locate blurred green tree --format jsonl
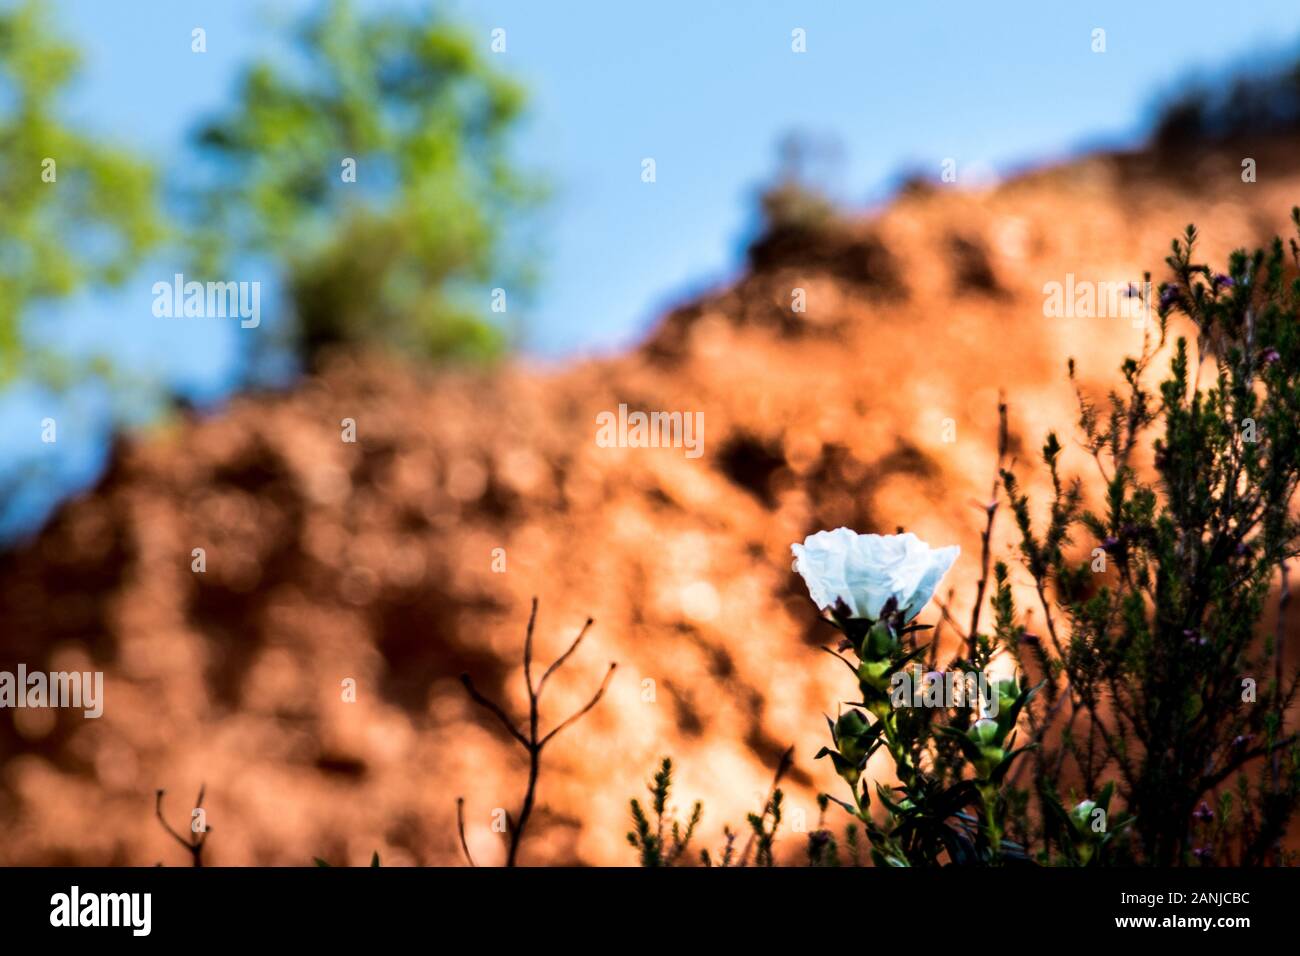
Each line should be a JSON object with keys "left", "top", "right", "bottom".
{"left": 193, "top": 0, "right": 540, "bottom": 367}
{"left": 0, "top": 0, "right": 164, "bottom": 385}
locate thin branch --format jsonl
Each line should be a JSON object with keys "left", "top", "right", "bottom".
{"left": 929, "top": 607, "right": 946, "bottom": 671}
{"left": 155, "top": 785, "right": 209, "bottom": 867}
{"left": 968, "top": 395, "right": 1008, "bottom": 650}
{"left": 522, "top": 596, "right": 539, "bottom": 696}
{"left": 539, "top": 662, "right": 618, "bottom": 748}
{"left": 154, "top": 790, "right": 188, "bottom": 847}
{"left": 459, "top": 673, "right": 529, "bottom": 749}
{"left": 1274, "top": 562, "right": 1290, "bottom": 789}
{"left": 458, "top": 597, "right": 616, "bottom": 867}
{"left": 456, "top": 797, "right": 477, "bottom": 867}
{"left": 538, "top": 617, "right": 594, "bottom": 693}
{"left": 936, "top": 597, "right": 969, "bottom": 647}
{"left": 1009, "top": 689, "right": 1072, "bottom": 789}
{"left": 1201, "top": 735, "right": 1299, "bottom": 792}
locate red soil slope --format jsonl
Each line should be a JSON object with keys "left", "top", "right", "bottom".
{"left": 1, "top": 139, "right": 1297, "bottom": 865}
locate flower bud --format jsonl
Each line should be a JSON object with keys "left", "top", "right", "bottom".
{"left": 835, "top": 708, "right": 869, "bottom": 740}
{"left": 1070, "top": 799, "right": 1097, "bottom": 831}
{"left": 995, "top": 677, "right": 1019, "bottom": 714}
{"left": 969, "top": 717, "right": 1005, "bottom": 773}
{"left": 864, "top": 620, "right": 896, "bottom": 662}
{"left": 856, "top": 656, "right": 894, "bottom": 697}
{"left": 970, "top": 718, "right": 1000, "bottom": 746}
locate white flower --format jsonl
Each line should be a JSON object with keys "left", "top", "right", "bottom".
{"left": 791, "top": 528, "right": 960, "bottom": 622}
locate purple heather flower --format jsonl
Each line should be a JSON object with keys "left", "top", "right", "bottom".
{"left": 1193, "top": 800, "right": 1214, "bottom": 823}
{"left": 1159, "top": 286, "right": 1183, "bottom": 310}
{"left": 1263, "top": 348, "right": 1280, "bottom": 365}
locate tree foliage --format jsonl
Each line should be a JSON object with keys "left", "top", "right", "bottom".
{"left": 193, "top": 0, "right": 539, "bottom": 366}
{"left": 0, "top": 0, "right": 164, "bottom": 384}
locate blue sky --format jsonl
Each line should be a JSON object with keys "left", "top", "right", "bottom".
{"left": 4, "top": 0, "right": 1300, "bottom": 537}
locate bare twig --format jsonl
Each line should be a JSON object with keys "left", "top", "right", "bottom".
{"left": 539, "top": 663, "right": 617, "bottom": 748}
{"left": 968, "top": 395, "right": 1008, "bottom": 653}
{"left": 522, "top": 596, "right": 539, "bottom": 694}
{"left": 1009, "top": 689, "right": 1073, "bottom": 790}
{"left": 155, "top": 785, "right": 210, "bottom": 867}
{"left": 458, "top": 674, "right": 529, "bottom": 748}
{"left": 455, "top": 797, "right": 477, "bottom": 867}
{"left": 1275, "top": 562, "right": 1290, "bottom": 784}
{"left": 539, "top": 617, "right": 594, "bottom": 692}
{"left": 458, "top": 597, "right": 617, "bottom": 866}
{"left": 1201, "top": 735, "right": 1299, "bottom": 792}
{"left": 936, "top": 597, "right": 969, "bottom": 647}
{"left": 1273, "top": 561, "right": 1290, "bottom": 865}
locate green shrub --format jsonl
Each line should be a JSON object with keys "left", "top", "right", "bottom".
{"left": 630, "top": 216, "right": 1300, "bottom": 867}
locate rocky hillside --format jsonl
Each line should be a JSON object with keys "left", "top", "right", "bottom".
{"left": 2, "top": 137, "right": 1298, "bottom": 865}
